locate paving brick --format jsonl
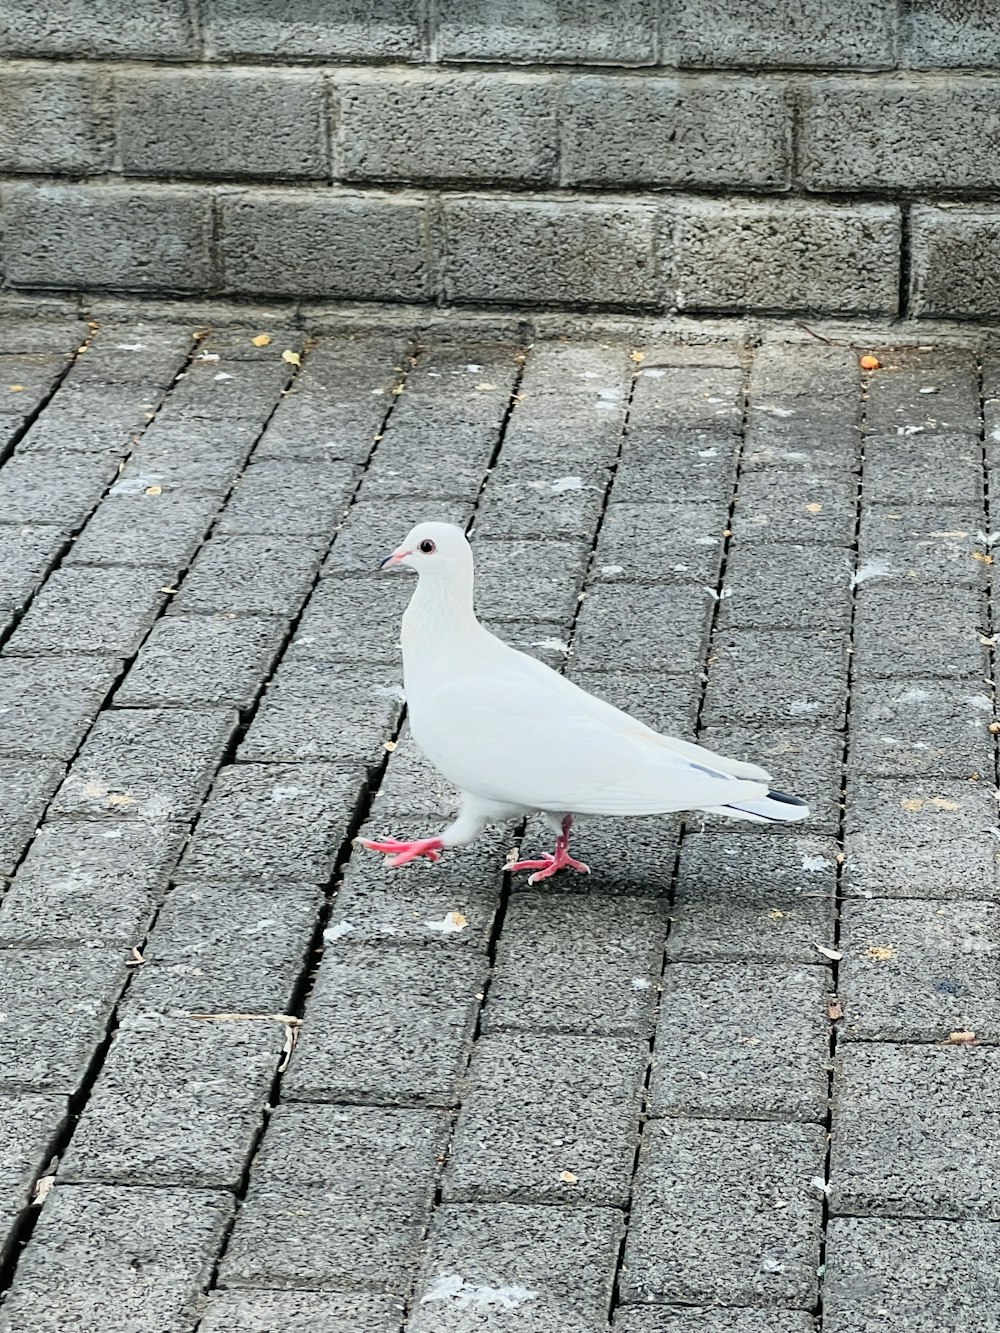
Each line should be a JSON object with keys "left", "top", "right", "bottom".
{"left": 179, "top": 762, "right": 365, "bottom": 884}
{"left": 743, "top": 422, "right": 861, "bottom": 473}
{"left": 594, "top": 501, "right": 727, "bottom": 586}
{"left": 202, "top": 0, "right": 422, "bottom": 59}
{"left": 289, "top": 575, "right": 413, "bottom": 664}
{"left": 65, "top": 492, "right": 219, "bottom": 574}
{"left": 60, "top": 1014, "right": 281, "bottom": 1188}
{"left": 0, "top": 65, "right": 111, "bottom": 175}
{"left": 857, "top": 503, "right": 984, "bottom": 587}
{"left": 443, "top": 1031, "right": 645, "bottom": 1206}
{"left": 66, "top": 328, "right": 191, "bottom": 387}
{"left": 3, "top": 565, "right": 172, "bottom": 657}
{"left": 519, "top": 812, "right": 681, "bottom": 896}
{"left": 573, "top": 583, "right": 713, "bottom": 675}
{"left": 0, "top": 320, "right": 86, "bottom": 355}
{"left": 3, "top": 183, "right": 213, "bottom": 291}
{"left": 565, "top": 668, "right": 700, "bottom": 740}
{"left": 341, "top": 70, "right": 557, "bottom": 185}
{"left": 823, "top": 1216, "right": 1000, "bottom": 1333}
{"left": 324, "top": 499, "right": 471, "bottom": 576}
{"left": 0, "top": 1093, "right": 66, "bottom": 1251}
{"left": 865, "top": 350, "right": 979, "bottom": 435}
{"left": 409, "top": 1203, "right": 624, "bottom": 1333}
{"left": 668, "top": 0, "right": 893, "bottom": 67}
{"left": 565, "top": 74, "right": 789, "bottom": 188}
{"left": 839, "top": 898, "right": 1000, "bottom": 1042}
{"left": 831, "top": 1043, "right": 1000, "bottom": 1219}
{"left": 220, "top": 190, "right": 432, "bottom": 301}
{"left": 863, "top": 437, "right": 982, "bottom": 507}
{"left": 673, "top": 201, "right": 900, "bottom": 316}
{"left": 850, "top": 677, "right": 995, "bottom": 779}
{"left": 0, "top": 524, "right": 65, "bottom": 614}
{"left": 0, "top": 0, "right": 195, "bottom": 57}
{"left": 651, "top": 963, "right": 830, "bottom": 1121}
{"left": 616, "top": 1310, "right": 816, "bottom": 1333}
{"left": 443, "top": 198, "right": 658, "bottom": 308}
{"left": 170, "top": 534, "right": 325, "bottom": 617}
{"left": 115, "top": 613, "right": 285, "bottom": 709}
{"left": 612, "top": 437, "right": 738, "bottom": 509}
{"left": 13, "top": 415, "right": 137, "bottom": 458}
{"left": 240, "top": 659, "right": 402, "bottom": 767}
{"left": 366, "top": 725, "right": 462, "bottom": 820}
{"left": 700, "top": 724, "right": 843, "bottom": 834}
{"left": 911, "top": 206, "right": 1000, "bottom": 319}
{"left": 114, "top": 419, "right": 261, "bottom": 496}
{"left": 41, "top": 381, "right": 162, "bottom": 433}
{"left": 0, "top": 657, "right": 119, "bottom": 760}
{"left": 902, "top": 0, "right": 1000, "bottom": 67}
{"left": 438, "top": 0, "right": 655, "bottom": 63}
{"left": 125, "top": 880, "right": 321, "bottom": 1016}
{"left": 217, "top": 459, "right": 358, "bottom": 537}
{"left": 285, "top": 945, "right": 487, "bottom": 1106}
{"left": 629, "top": 363, "right": 744, "bottom": 435}
{"left": 0, "top": 820, "right": 184, "bottom": 947}
{"left": 0, "top": 1186, "right": 232, "bottom": 1333}
{"left": 200, "top": 1292, "right": 405, "bottom": 1333}
{"left": 1, "top": 760, "right": 64, "bottom": 876}
{"left": 844, "top": 777, "right": 999, "bottom": 901}
{"left": 0, "top": 949, "right": 126, "bottom": 1093}
{"left": 703, "top": 629, "right": 848, "bottom": 727}
{"left": 195, "top": 328, "right": 308, "bottom": 363}
{"left": 51, "top": 706, "right": 236, "bottom": 823}
{"left": 476, "top": 459, "right": 609, "bottom": 541}
{"left": 159, "top": 356, "right": 292, "bottom": 423}
{"left": 621, "top": 1119, "right": 826, "bottom": 1307}
{"left": 0, "top": 450, "right": 119, "bottom": 528}
{"left": 853, "top": 581, "right": 985, "bottom": 680}
{"left": 669, "top": 830, "right": 839, "bottom": 965}
{"left": 118, "top": 68, "right": 326, "bottom": 180}
{"left": 0, "top": 352, "right": 70, "bottom": 417}
{"left": 719, "top": 540, "right": 852, "bottom": 630}
{"left": 222, "top": 1102, "right": 446, "bottom": 1292}
{"left": 484, "top": 893, "right": 667, "bottom": 1036}
{"left": 472, "top": 538, "right": 591, "bottom": 624}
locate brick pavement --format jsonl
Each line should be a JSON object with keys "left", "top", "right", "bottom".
{"left": 0, "top": 312, "right": 999, "bottom": 1330}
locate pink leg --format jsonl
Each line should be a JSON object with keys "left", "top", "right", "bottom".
{"left": 359, "top": 836, "right": 445, "bottom": 868}
{"left": 507, "top": 815, "right": 590, "bottom": 885}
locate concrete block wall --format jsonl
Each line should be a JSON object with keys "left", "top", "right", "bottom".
{"left": 0, "top": 1, "right": 998, "bottom": 316}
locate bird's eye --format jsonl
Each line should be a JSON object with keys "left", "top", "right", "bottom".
{"left": 418, "top": 539, "right": 436, "bottom": 554}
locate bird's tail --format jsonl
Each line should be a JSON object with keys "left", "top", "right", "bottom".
{"left": 703, "top": 789, "right": 810, "bottom": 825}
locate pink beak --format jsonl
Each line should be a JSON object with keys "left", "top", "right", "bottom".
{"left": 379, "top": 547, "right": 411, "bottom": 570}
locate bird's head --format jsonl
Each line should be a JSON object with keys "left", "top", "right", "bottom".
{"left": 379, "top": 521, "right": 474, "bottom": 580}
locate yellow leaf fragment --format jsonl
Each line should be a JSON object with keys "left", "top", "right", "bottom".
{"left": 804, "top": 502, "right": 823, "bottom": 514}
{"left": 559, "top": 1170, "right": 578, "bottom": 1184}
{"left": 973, "top": 551, "right": 994, "bottom": 565}
{"left": 900, "top": 798, "right": 924, "bottom": 812}
{"left": 32, "top": 1175, "right": 56, "bottom": 1207}
{"left": 866, "top": 946, "right": 896, "bottom": 962}
{"left": 629, "top": 350, "right": 645, "bottom": 363}
{"left": 948, "top": 1030, "right": 977, "bottom": 1044}
{"left": 145, "top": 485, "right": 162, "bottom": 496}
{"left": 930, "top": 797, "right": 959, "bottom": 811}
{"left": 106, "top": 793, "right": 136, "bottom": 808}
{"left": 251, "top": 333, "right": 272, "bottom": 347}
{"left": 281, "top": 349, "right": 301, "bottom": 366}
{"left": 476, "top": 383, "right": 497, "bottom": 391}
{"left": 444, "top": 911, "right": 468, "bottom": 931}
{"left": 384, "top": 740, "right": 397, "bottom": 752}
{"left": 828, "top": 1000, "right": 844, "bottom": 1021}
{"left": 8, "top": 384, "right": 24, "bottom": 392}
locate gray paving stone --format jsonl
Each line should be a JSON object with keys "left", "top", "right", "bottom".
{"left": 573, "top": 583, "right": 714, "bottom": 675}
{"left": 0, "top": 1093, "right": 67, "bottom": 1251}
{"left": 0, "top": 450, "right": 120, "bottom": 528}
{"left": 286, "top": 944, "right": 487, "bottom": 1106}
{"left": 195, "top": 329, "right": 307, "bottom": 362}
{"left": 216, "top": 459, "right": 358, "bottom": 537}
{"left": 443, "top": 1031, "right": 646, "bottom": 1206}
{"left": 170, "top": 534, "right": 325, "bottom": 617}
{"left": 594, "top": 501, "right": 727, "bottom": 586}
{"left": 51, "top": 706, "right": 236, "bottom": 823}
{"left": 853, "top": 580, "right": 986, "bottom": 681}
{"left": 199, "top": 1291, "right": 406, "bottom": 1333}
{"left": 565, "top": 668, "right": 700, "bottom": 740}
{"left": 831, "top": 1042, "right": 1000, "bottom": 1220}
{"left": 844, "top": 777, "right": 999, "bottom": 901}
{"left": 0, "top": 949, "right": 127, "bottom": 1093}
{"left": 718, "top": 540, "right": 853, "bottom": 630}
{"left": 669, "top": 830, "right": 839, "bottom": 965}
{"left": 0, "top": 353, "right": 70, "bottom": 417}
{"left": 700, "top": 724, "right": 843, "bottom": 834}
{"left": 0, "top": 820, "right": 185, "bottom": 947}
{"left": 839, "top": 898, "right": 1000, "bottom": 1042}
{"left": 484, "top": 893, "right": 667, "bottom": 1036}
{"left": 858, "top": 503, "right": 985, "bottom": 586}
{"left": 0, "top": 320, "right": 85, "bottom": 355}
{"left": 850, "top": 677, "right": 995, "bottom": 779}
{"left": 323, "top": 498, "right": 471, "bottom": 576}
{"left": 734, "top": 468, "right": 858, "bottom": 546}
{"left": 409, "top": 1203, "right": 624, "bottom": 1333}
{"left": 621, "top": 1119, "right": 826, "bottom": 1308}
{"left": 475, "top": 459, "right": 609, "bottom": 541}
{"left": 703, "top": 629, "right": 848, "bottom": 727}
{"left": 612, "top": 432, "right": 739, "bottom": 508}
{"left": 3, "top": 565, "right": 172, "bottom": 657}
{"left": 0, "top": 524, "right": 66, "bottom": 612}
{"left": 114, "top": 613, "right": 286, "bottom": 709}
{"left": 59, "top": 1013, "right": 281, "bottom": 1189}
{"left": 289, "top": 574, "right": 413, "bottom": 664}
{"left": 240, "top": 659, "right": 402, "bottom": 767}
{"left": 65, "top": 491, "right": 220, "bottom": 574}
{"left": 67, "top": 330, "right": 191, "bottom": 387}
{"left": 742, "top": 422, "right": 861, "bottom": 474}
{"left": 864, "top": 351, "right": 979, "bottom": 438}
{"left": 179, "top": 762, "right": 365, "bottom": 884}
{"left": 471, "top": 537, "right": 591, "bottom": 625}
{"left": 615, "top": 1311, "right": 816, "bottom": 1333}
{"left": 0, "top": 1185, "right": 233, "bottom": 1333}
{"left": 518, "top": 811, "right": 681, "bottom": 896}
{"left": 113, "top": 419, "right": 261, "bottom": 497}
{"left": 124, "top": 880, "right": 322, "bottom": 1016}
{"left": 1, "top": 759, "right": 64, "bottom": 875}
{"left": 158, "top": 356, "right": 292, "bottom": 421}
{"left": 650, "top": 963, "right": 830, "bottom": 1122}
{"left": 629, "top": 364, "right": 744, "bottom": 435}
{"left": 15, "top": 414, "right": 144, "bottom": 457}
{"left": 863, "top": 436, "right": 983, "bottom": 508}
{"left": 749, "top": 344, "right": 860, "bottom": 411}
{"left": 42, "top": 382, "right": 162, "bottom": 431}
{"left": 367, "top": 725, "right": 465, "bottom": 820}
{"left": 221, "top": 1103, "right": 447, "bottom": 1294}
{"left": 823, "top": 1216, "right": 1000, "bottom": 1333}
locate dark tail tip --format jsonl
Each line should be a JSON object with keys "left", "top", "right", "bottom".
{"left": 767, "top": 789, "right": 809, "bottom": 809}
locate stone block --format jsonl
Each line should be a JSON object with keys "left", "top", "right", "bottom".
{"left": 902, "top": 0, "right": 1000, "bottom": 67}
{"left": 199, "top": 1292, "right": 405, "bottom": 1333}
{"left": 910, "top": 205, "right": 1000, "bottom": 320}
{"left": 849, "top": 677, "right": 995, "bottom": 780}
{"left": 3, "top": 565, "right": 172, "bottom": 657}
{"left": 0, "top": 656, "right": 119, "bottom": 759}
{"left": 476, "top": 459, "right": 609, "bottom": 541}
{"left": 0, "top": 450, "right": 120, "bottom": 528}
{"left": 66, "top": 492, "right": 219, "bottom": 575}
{"left": 702, "top": 628, "right": 848, "bottom": 727}
{"left": 668, "top": 0, "right": 893, "bottom": 67}
{"left": 1, "top": 759, "right": 64, "bottom": 875}
{"left": 594, "top": 500, "right": 727, "bottom": 586}
{"left": 0, "top": 0, "right": 194, "bottom": 57}
{"left": 852, "top": 581, "right": 985, "bottom": 679}
{"left": 170, "top": 535, "right": 325, "bottom": 617}
{"left": 471, "top": 538, "right": 591, "bottom": 624}
{"left": 437, "top": 0, "right": 655, "bottom": 63}
{"left": 202, "top": 0, "right": 423, "bottom": 60}
{"left": 718, "top": 539, "right": 852, "bottom": 630}
{"left": 573, "top": 583, "right": 713, "bottom": 675}
{"left": 217, "top": 460, "right": 358, "bottom": 537}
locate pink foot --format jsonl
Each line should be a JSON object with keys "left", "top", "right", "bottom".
{"left": 507, "top": 817, "right": 590, "bottom": 884}
{"left": 360, "top": 836, "right": 445, "bottom": 868}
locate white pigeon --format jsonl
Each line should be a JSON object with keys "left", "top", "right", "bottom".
{"left": 361, "top": 521, "right": 808, "bottom": 882}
